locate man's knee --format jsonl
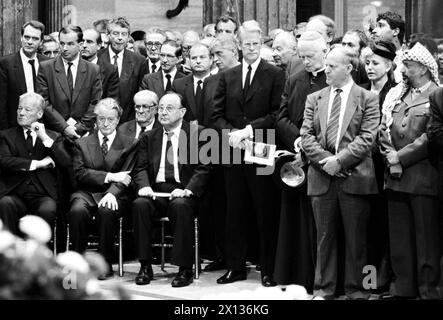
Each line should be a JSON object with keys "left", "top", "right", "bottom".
{"left": 132, "top": 197, "right": 155, "bottom": 215}
{"left": 68, "top": 199, "right": 90, "bottom": 223}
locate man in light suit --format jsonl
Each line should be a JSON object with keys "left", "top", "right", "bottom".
{"left": 212, "top": 20, "right": 285, "bottom": 287}
{"left": 117, "top": 90, "right": 161, "bottom": 141}
{"left": 36, "top": 25, "right": 102, "bottom": 139}
{"left": 300, "top": 46, "right": 380, "bottom": 300}
{"left": 0, "top": 21, "right": 49, "bottom": 130}
{"left": 0, "top": 92, "right": 70, "bottom": 234}
{"left": 139, "top": 40, "right": 185, "bottom": 99}
{"left": 379, "top": 43, "right": 441, "bottom": 299}
{"left": 68, "top": 98, "right": 136, "bottom": 280}
{"left": 98, "top": 17, "right": 148, "bottom": 123}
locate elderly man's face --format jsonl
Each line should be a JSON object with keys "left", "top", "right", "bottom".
{"left": 190, "top": 45, "right": 213, "bottom": 75}
{"left": 157, "top": 94, "right": 186, "bottom": 130}
{"left": 17, "top": 97, "right": 43, "bottom": 128}
{"left": 134, "top": 94, "right": 157, "bottom": 125}
{"left": 240, "top": 31, "right": 262, "bottom": 65}
{"left": 96, "top": 106, "right": 120, "bottom": 136}
{"left": 145, "top": 33, "right": 165, "bottom": 62}
{"left": 42, "top": 41, "right": 60, "bottom": 58}
{"left": 325, "top": 49, "right": 351, "bottom": 87}
{"left": 160, "top": 44, "right": 179, "bottom": 73}
{"left": 108, "top": 24, "right": 130, "bottom": 53}
{"left": 212, "top": 45, "right": 237, "bottom": 71}
{"left": 272, "top": 37, "right": 295, "bottom": 67}
{"left": 401, "top": 60, "right": 427, "bottom": 87}
{"left": 298, "top": 43, "right": 326, "bottom": 73}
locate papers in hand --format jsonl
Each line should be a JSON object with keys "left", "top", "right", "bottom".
{"left": 153, "top": 192, "right": 172, "bottom": 198}
{"left": 244, "top": 142, "right": 277, "bottom": 166}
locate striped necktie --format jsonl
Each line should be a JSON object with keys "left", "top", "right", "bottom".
{"left": 325, "top": 88, "right": 342, "bottom": 153}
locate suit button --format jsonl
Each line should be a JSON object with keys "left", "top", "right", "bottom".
{"left": 399, "top": 134, "right": 405, "bottom": 139}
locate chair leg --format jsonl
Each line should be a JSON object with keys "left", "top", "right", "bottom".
{"left": 118, "top": 217, "right": 123, "bottom": 277}
{"left": 161, "top": 220, "right": 166, "bottom": 272}
{"left": 66, "top": 223, "right": 70, "bottom": 252}
{"left": 194, "top": 217, "right": 199, "bottom": 279}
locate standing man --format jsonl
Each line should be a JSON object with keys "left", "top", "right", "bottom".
{"left": 40, "top": 35, "right": 60, "bottom": 59}
{"left": 212, "top": 37, "right": 241, "bottom": 72}
{"left": 131, "top": 92, "right": 211, "bottom": 287}
{"left": 81, "top": 28, "right": 119, "bottom": 100}
{"left": 140, "top": 40, "right": 185, "bottom": 98}
{"left": 98, "top": 17, "right": 147, "bottom": 123}
{"left": 271, "top": 32, "right": 297, "bottom": 73}
{"left": 0, "top": 92, "right": 70, "bottom": 234}
{"left": 37, "top": 25, "right": 102, "bottom": 139}
{"left": 212, "top": 21, "right": 285, "bottom": 287}
{"left": 118, "top": 90, "right": 161, "bottom": 141}
{"left": 180, "top": 31, "right": 200, "bottom": 75}
{"left": 144, "top": 30, "right": 166, "bottom": 75}
{"left": 0, "top": 21, "right": 49, "bottom": 130}
{"left": 379, "top": 43, "right": 441, "bottom": 299}
{"left": 300, "top": 46, "right": 380, "bottom": 300}
{"left": 215, "top": 15, "right": 238, "bottom": 38}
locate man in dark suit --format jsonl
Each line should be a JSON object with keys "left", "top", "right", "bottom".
{"left": 81, "top": 28, "right": 119, "bottom": 100}
{"left": 0, "top": 20, "right": 49, "bottom": 130}
{"left": 98, "top": 17, "right": 148, "bottom": 123}
{"left": 36, "top": 25, "right": 102, "bottom": 140}
{"left": 117, "top": 90, "right": 161, "bottom": 141}
{"left": 68, "top": 98, "right": 136, "bottom": 280}
{"left": 300, "top": 46, "right": 380, "bottom": 300}
{"left": 379, "top": 43, "right": 441, "bottom": 299}
{"left": 429, "top": 87, "right": 443, "bottom": 198}
{"left": 0, "top": 92, "right": 70, "bottom": 234}
{"left": 172, "top": 43, "right": 215, "bottom": 125}
{"left": 131, "top": 92, "right": 211, "bottom": 287}
{"left": 143, "top": 30, "right": 166, "bottom": 75}
{"left": 140, "top": 40, "right": 185, "bottom": 98}
{"left": 212, "top": 21, "right": 285, "bottom": 287}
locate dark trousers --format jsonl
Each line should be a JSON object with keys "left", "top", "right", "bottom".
{"left": 224, "top": 164, "right": 278, "bottom": 276}
{"left": 0, "top": 194, "right": 56, "bottom": 235}
{"left": 132, "top": 182, "right": 197, "bottom": 268}
{"left": 387, "top": 190, "right": 441, "bottom": 299}
{"left": 311, "top": 181, "right": 371, "bottom": 300}
{"left": 67, "top": 197, "right": 125, "bottom": 262}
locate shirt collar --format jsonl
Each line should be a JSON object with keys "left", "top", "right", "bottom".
{"left": 163, "top": 67, "right": 177, "bottom": 79}
{"left": 62, "top": 54, "right": 80, "bottom": 68}
{"left": 163, "top": 121, "right": 182, "bottom": 137}
{"left": 23, "top": 127, "right": 36, "bottom": 138}
{"left": 137, "top": 119, "right": 155, "bottom": 132}
{"left": 90, "top": 56, "right": 98, "bottom": 65}
{"left": 98, "top": 129, "right": 117, "bottom": 145}
{"left": 109, "top": 47, "right": 124, "bottom": 59}
{"left": 20, "top": 48, "right": 37, "bottom": 62}
{"left": 332, "top": 78, "right": 354, "bottom": 95}
{"left": 242, "top": 57, "right": 261, "bottom": 72}
{"left": 193, "top": 73, "right": 210, "bottom": 86}
{"left": 413, "top": 81, "right": 432, "bottom": 93}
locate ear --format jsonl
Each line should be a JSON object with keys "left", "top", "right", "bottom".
{"left": 393, "top": 27, "right": 400, "bottom": 38}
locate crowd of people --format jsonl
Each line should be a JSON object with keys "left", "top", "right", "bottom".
{"left": 1, "top": 9, "right": 443, "bottom": 300}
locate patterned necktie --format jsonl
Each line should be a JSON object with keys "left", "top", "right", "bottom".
{"left": 325, "top": 89, "right": 343, "bottom": 153}
{"left": 165, "top": 74, "right": 172, "bottom": 92}
{"left": 243, "top": 64, "right": 252, "bottom": 97}
{"left": 28, "top": 59, "right": 37, "bottom": 90}
{"left": 152, "top": 63, "right": 157, "bottom": 74}
{"left": 195, "top": 80, "right": 204, "bottom": 123}
{"left": 67, "top": 62, "right": 74, "bottom": 96}
{"left": 101, "top": 136, "right": 109, "bottom": 157}
{"left": 113, "top": 55, "right": 119, "bottom": 76}
{"left": 26, "top": 130, "right": 33, "bottom": 154}
{"left": 164, "top": 132, "right": 175, "bottom": 183}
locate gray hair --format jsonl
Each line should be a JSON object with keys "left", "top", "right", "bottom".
{"left": 19, "top": 92, "right": 46, "bottom": 112}
{"left": 94, "top": 98, "right": 123, "bottom": 118}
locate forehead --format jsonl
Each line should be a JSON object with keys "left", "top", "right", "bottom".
{"left": 23, "top": 25, "right": 42, "bottom": 37}
{"left": 134, "top": 93, "right": 155, "bottom": 104}
{"left": 403, "top": 60, "right": 423, "bottom": 68}
{"left": 109, "top": 24, "right": 129, "bottom": 33}
{"left": 306, "top": 20, "right": 327, "bottom": 35}
{"left": 326, "top": 49, "right": 346, "bottom": 64}
{"left": 240, "top": 31, "right": 261, "bottom": 43}
{"left": 96, "top": 105, "right": 118, "bottom": 116}
{"left": 161, "top": 44, "right": 176, "bottom": 53}
{"left": 298, "top": 43, "right": 321, "bottom": 55}
{"left": 60, "top": 31, "right": 79, "bottom": 42}
{"left": 83, "top": 30, "right": 98, "bottom": 41}
{"left": 146, "top": 33, "right": 164, "bottom": 42}
{"left": 217, "top": 20, "right": 236, "bottom": 31}
{"left": 343, "top": 33, "right": 359, "bottom": 44}
{"left": 190, "top": 45, "right": 210, "bottom": 56}
{"left": 43, "top": 41, "right": 58, "bottom": 50}
{"left": 160, "top": 95, "right": 180, "bottom": 107}
{"left": 20, "top": 96, "right": 39, "bottom": 108}
{"left": 377, "top": 19, "right": 391, "bottom": 28}
{"left": 272, "top": 37, "right": 290, "bottom": 48}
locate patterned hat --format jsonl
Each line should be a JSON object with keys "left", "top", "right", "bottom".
{"left": 401, "top": 42, "right": 440, "bottom": 85}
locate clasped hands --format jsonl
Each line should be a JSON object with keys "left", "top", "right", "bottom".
{"left": 319, "top": 156, "right": 350, "bottom": 178}
{"left": 228, "top": 128, "right": 251, "bottom": 150}
{"left": 386, "top": 150, "right": 402, "bottom": 179}
{"left": 138, "top": 187, "right": 193, "bottom": 200}
{"left": 107, "top": 171, "right": 132, "bottom": 186}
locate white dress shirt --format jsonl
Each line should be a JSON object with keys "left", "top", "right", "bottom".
{"left": 108, "top": 47, "right": 124, "bottom": 77}
{"left": 162, "top": 68, "right": 178, "bottom": 91}
{"left": 156, "top": 123, "right": 182, "bottom": 184}
{"left": 62, "top": 55, "right": 80, "bottom": 88}
{"left": 147, "top": 59, "right": 161, "bottom": 74}
{"left": 193, "top": 73, "right": 211, "bottom": 94}
{"left": 20, "top": 49, "right": 39, "bottom": 92}
{"left": 25, "top": 127, "right": 55, "bottom": 171}
{"left": 100, "top": 130, "right": 117, "bottom": 184}
{"left": 327, "top": 79, "right": 354, "bottom": 152}
{"left": 242, "top": 57, "right": 261, "bottom": 89}
{"left": 135, "top": 120, "right": 155, "bottom": 139}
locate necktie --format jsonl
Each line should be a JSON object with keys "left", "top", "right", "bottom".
{"left": 164, "top": 132, "right": 175, "bottom": 183}
{"left": 165, "top": 74, "right": 172, "bottom": 92}
{"left": 26, "top": 130, "right": 33, "bottom": 154}
{"left": 28, "top": 59, "right": 37, "bottom": 90}
{"left": 101, "top": 136, "right": 109, "bottom": 157}
{"left": 152, "top": 64, "right": 157, "bottom": 74}
{"left": 243, "top": 64, "right": 252, "bottom": 97}
{"left": 67, "top": 62, "right": 74, "bottom": 96}
{"left": 113, "top": 55, "right": 119, "bottom": 76}
{"left": 325, "top": 89, "right": 343, "bottom": 153}
{"left": 195, "top": 80, "right": 204, "bottom": 123}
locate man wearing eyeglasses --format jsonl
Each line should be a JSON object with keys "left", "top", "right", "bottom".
{"left": 118, "top": 90, "right": 161, "bottom": 141}
{"left": 97, "top": 17, "right": 148, "bottom": 123}
{"left": 139, "top": 40, "right": 185, "bottom": 99}
{"left": 180, "top": 31, "right": 200, "bottom": 75}
{"left": 144, "top": 30, "right": 166, "bottom": 74}
{"left": 68, "top": 98, "right": 137, "bottom": 280}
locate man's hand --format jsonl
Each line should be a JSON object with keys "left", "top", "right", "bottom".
{"left": 170, "top": 189, "right": 186, "bottom": 199}
{"left": 98, "top": 193, "right": 118, "bottom": 211}
{"left": 31, "top": 122, "right": 52, "bottom": 145}
{"left": 64, "top": 125, "right": 81, "bottom": 140}
{"left": 389, "top": 163, "right": 403, "bottom": 179}
{"left": 386, "top": 150, "right": 400, "bottom": 166}
{"left": 319, "top": 156, "right": 342, "bottom": 176}
{"left": 228, "top": 128, "right": 250, "bottom": 149}
{"left": 108, "top": 171, "right": 131, "bottom": 186}
{"left": 36, "top": 156, "right": 55, "bottom": 169}
{"left": 138, "top": 187, "right": 156, "bottom": 199}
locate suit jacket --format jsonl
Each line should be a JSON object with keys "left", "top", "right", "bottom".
{"left": 172, "top": 74, "right": 220, "bottom": 127}
{"left": 285, "top": 56, "right": 304, "bottom": 79}
{"left": 429, "top": 86, "right": 443, "bottom": 196}
{"left": 212, "top": 60, "right": 285, "bottom": 138}
{"left": 300, "top": 83, "right": 380, "bottom": 196}
{"left": 117, "top": 118, "right": 161, "bottom": 141}
{"left": 379, "top": 82, "right": 440, "bottom": 196}
{"left": 140, "top": 69, "right": 185, "bottom": 98}
{"left": 98, "top": 49, "right": 148, "bottom": 123}
{"left": 0, "top": 127, "right": 71, "bottom": 199}
{"left": 0, "top": 52, "right": 49, "bottom": 129}
{"left": 36, "top": 56, "right": 102, "bottom": 136}
{"left": 71, "top": 131, "right": 137, "bottom": 205}
{"left": 132, "top": 121, "right": 211, "bottom": 197}
{"left": 277, "top": 69, "right": 328, "bottom": 151}
{"left": 96, "top": 57, "right": 119, "bottom": 99}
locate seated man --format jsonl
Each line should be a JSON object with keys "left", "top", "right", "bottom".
{"left": 0, "top": 92, "right": 70, "bottom": 234}
{"left": 67, "top": 98, "right": 136, "bottom": 280}
{"left": 117, "top": 90, "right": 161, "bottom": 141}
{"left": 132, "top": 92, "right": 211, "bottom": 287}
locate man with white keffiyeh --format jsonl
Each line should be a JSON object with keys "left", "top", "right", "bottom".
{"left": 378, "top": 42, "right": 441, "bottom": 300}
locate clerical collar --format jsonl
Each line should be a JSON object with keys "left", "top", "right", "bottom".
{"left": 311, "top": 67, "right": 325, "bottom": 77}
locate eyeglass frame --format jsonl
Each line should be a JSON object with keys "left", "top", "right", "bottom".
{"left": 145, "top": 41, "right": 163, "bottom": 48}
{"left": 134, "top": 104, "right": 158, "bottom": 111}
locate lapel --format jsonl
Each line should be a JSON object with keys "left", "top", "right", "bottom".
{"left": 318, "top": 87, "right": 332, "bottom": 141}
{"left": 177, "top": 122, "right": 190, "bottom": 173}
{"left": 231, "top": 65, "right": 243, "bottom": 105}
{"left": 154, "top": 71, "right": 165, "bottom": 97}
{"left": 184, "top": 76, "right": 197, "bottom": 117}
{"left": 105, "top": 132, "right": 125, "bottom": 170}
{"left": 293, "top": 71, "right": 311, "bottom": 124}
{"left": 121, "top": 50, "right": 134, "bottom": 81}
{"left": 151, "top": 128, "right": 163, "bottom": 177}
{"left": 404, "top": 82, "right": 438, "bottom": 112}
{"left": 72, "top": 59, "right": 87, "bottom": 104}
{"left": 86, "top": 133, "right": 104, "bottom": 170}
{"left": 244, "top": 61, "right": 265, "bottom": 103}
{"left": 15, "top": 127, "right": 29, "bottom": 158}
{"left": 13, "top": 53, "right": 27, "bottom": 93}
{"left": 98, "top": 50, "right": 111, "bottom": 65}
{"left": 54, "top": 56, "right": 72, "bottom": 102}
{"left": 337, "top": 84, "right": 360, "bottom": 145}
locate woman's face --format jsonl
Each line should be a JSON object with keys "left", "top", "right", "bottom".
{"left": 365, "top": 53, "right": 392, "bottom": 82}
